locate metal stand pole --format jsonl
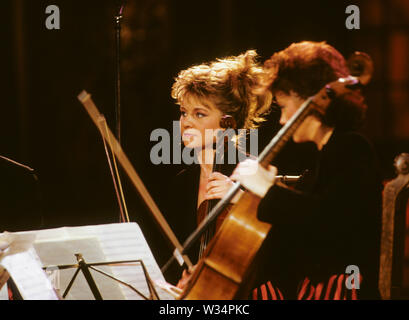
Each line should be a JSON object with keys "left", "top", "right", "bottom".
{"left": 76, "top": 254, "right": 103, "bottom": 300}
{"left": 114, "top": 5, "right": 124, "bottom": 143}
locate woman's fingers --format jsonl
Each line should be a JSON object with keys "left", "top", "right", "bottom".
{"left": 232, "top": 159, "right": 259, "bottom": 176}
{"left": 188, "top": 265, "right": 197, "bottom": 274}
{"left": 206, "top": 172, "right": 233, "bottom": 196}
{"left": 208, "top": 172, "right": 227, "bottom": 181}
{"left": 205, "top": 190, "right": 226, "bottom": 200}
{"left": 205, "top": 187, "right": 226, "bottom": 200}
{"left": 176, "top": 265, "right": 197, "bottom": 290}
{"left": 206, "top": 177, "right": 234, "bottom": 200}
{"left": 206, "top": 179, "right": 231, "bottom": 191}
{"left": 230, "top": 159, "right": 277, "bottom": 198}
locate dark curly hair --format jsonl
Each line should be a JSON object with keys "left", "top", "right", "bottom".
{"left": 263, "top": 41, "right": 367, "bottom": 131}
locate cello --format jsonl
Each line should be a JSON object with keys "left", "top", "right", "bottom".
{"left": 197, "top": 115, "right": 237, "bottom": 259}
{"left": 179, "top": 52, "right": 374, "bottom": 300}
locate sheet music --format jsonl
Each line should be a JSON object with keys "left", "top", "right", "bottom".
{"left": 16, "top": 223, "right": 174, "bottom": 300}
{"left": 63, "top": 223, "right": 174, "bottom": 300}
{"left": 0, "top": 283, "right": 8, "bottom": 300}
{"left": 87, "top": 223, "right": 174, "bottom": 300}
{"left": 0, "top": 233, "right": 59, "bottom": 300}
{"left": 34, "top": 237, "right": 126, "bottom": 300}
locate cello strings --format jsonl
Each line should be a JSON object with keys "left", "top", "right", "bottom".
{"left": 199, "top": 147, "right": 222, "bottom": 259}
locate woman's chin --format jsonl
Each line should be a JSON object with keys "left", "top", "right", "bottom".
{"left": 293, "top": 135, "right": 306, "bottom": 143}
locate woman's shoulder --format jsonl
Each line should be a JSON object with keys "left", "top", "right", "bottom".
{"left": 324, "top": 130, "right": 378, "bottom": 167}
{"left": 328, "top": 130, "right": 374, "bottom": 154}
{"left": 335, "top": 130, "right": 371, "bottom": 144}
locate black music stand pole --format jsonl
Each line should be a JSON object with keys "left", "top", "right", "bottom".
{"left": 63, "top": 254, "right": 103, "bottom": 300}
{"left": 114, "top": 5, "right": 124, "bottom": 143}
{"left": 76, "top": 254, "right": 103, "bottom": 300}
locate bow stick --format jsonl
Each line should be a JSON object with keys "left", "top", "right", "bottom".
{"left": 77, "top": 90, "right": 193, "bottom": 269}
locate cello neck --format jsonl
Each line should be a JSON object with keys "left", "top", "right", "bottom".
{"left": 198, "top": 139, "right": 227, "bottom": 258}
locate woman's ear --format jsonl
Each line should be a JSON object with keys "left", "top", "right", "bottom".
{"left": 220, "top": 115, "right": 237, "bottom": 129}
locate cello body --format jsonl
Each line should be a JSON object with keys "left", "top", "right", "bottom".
{"left": 182, "top": 191, "right": 270, "bottom": 299}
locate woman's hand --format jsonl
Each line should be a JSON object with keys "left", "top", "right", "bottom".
{"left": 176, "top": 265, "right": 197, "bottom": 290}
{"left": 205, "top": 172, "right": 235, "bottom": 201}
{"left": 231, "top": 159, "right": 277, "bottom": 198}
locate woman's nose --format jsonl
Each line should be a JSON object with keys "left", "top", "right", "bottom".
{"left": 279, "top": 114, "right": 287, "bottom": 125}
{"left": 182, "top": 115, "right": 194, "bottom": 128}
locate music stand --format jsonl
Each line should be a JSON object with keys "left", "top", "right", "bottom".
{"left": 44, "top": 253, "right": 159, "bottom": 300}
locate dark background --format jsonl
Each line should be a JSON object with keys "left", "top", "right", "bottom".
{"left": 1, "top": 0, "right": 409, "bottom": 267}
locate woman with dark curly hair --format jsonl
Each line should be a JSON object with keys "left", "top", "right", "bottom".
{"left": 232, "top": 41, "right": 382, "bottom": 300}
{"left": 163, "top": 50, "right": 272, "bottom": 288}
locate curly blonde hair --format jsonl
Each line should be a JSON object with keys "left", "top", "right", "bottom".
{"left": 171, "top": 50, "right": 272, "bottom": 129}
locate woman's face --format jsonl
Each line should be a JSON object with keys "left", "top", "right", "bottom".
{"left": 274, "top": 90, "right": 312, "bottom": 143}
{"left": 179, "top": 95, "right": 223, "bottom": 149}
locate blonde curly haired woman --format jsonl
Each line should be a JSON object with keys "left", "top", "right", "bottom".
{"left": 163, "top": 50, "right": 272, "bottom": 288}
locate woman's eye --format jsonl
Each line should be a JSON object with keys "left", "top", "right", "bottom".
{"left": 180, "top": 111, "right": 187, "bottom": 117}
{"left": 196, "top": 112, "right": 206, "bottom": 118}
